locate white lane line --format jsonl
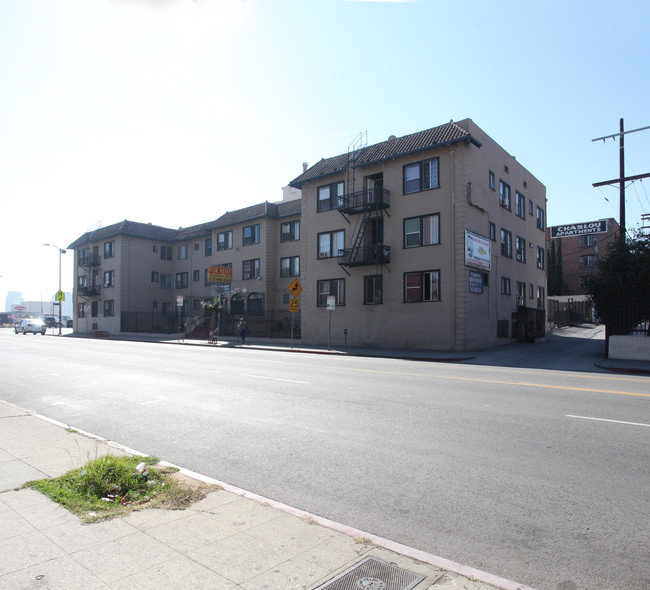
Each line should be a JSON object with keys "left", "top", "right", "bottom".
{"left": 567, "top": 415, "right": 650, "bottom": 428}
{"left": 33, "top": 373, "right": 60, "bottom": 378}
{"left": 141, "top": 396, "right": 168, "bottom": 405}
{"left": 240, "top": 374, "right": 309, "bottom": 384}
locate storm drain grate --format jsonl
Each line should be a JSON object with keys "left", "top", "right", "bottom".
{"left": 314, "top": 556, "right": 425, "bottom": 590}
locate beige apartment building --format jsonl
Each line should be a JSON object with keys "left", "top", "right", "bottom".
{"left": 68, "top": 199, "right": 301, "bottom": 335}
{"left": 68, "top": 118, "right": 546, "bottom": 351}
{"left": 289, "top": 118, "right": 547, "bottom": 350}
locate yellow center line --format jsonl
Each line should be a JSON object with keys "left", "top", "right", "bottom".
{"left": 258, "top": 357, "right": 650, "bottom": 398}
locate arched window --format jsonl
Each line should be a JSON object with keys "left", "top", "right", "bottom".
{"left": 230, "top": 293, "right": 245, "bottom": 316}
{"left": 247, "top": 293, "right": 264, "bottom": 316}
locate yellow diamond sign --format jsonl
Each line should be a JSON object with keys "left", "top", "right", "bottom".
{"left": 288, "top": 279, "right": 302, "bottom": 298}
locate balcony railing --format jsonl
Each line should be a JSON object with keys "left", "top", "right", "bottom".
{"left": 338, "top": 244, "right": 391, "bottom": 267}
{"left": 78, "top": 285, "right": 101, "bottom": 297}
{"left": 78, "top": 254, "right": 101, "bottom": 267}
{"left": 338, "top": 188, "right": 390, "bottom": 214}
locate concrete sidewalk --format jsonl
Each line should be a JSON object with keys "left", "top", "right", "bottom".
{"left": 0, "top": 400, "right": 534, "bottom": 590}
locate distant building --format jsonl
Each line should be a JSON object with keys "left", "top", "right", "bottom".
{"left": 547, "top": 218, "right": 620, "bottom": 295}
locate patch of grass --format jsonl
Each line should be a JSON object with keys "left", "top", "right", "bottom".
{"left": 25, "top": 454, "right": 215, "bottom": 523}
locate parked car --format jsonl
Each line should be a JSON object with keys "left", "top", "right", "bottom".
{"left": 43, "top": 315, "right": 57, "bottom": 329}
{"left": 15, "top": 319, "right": 47, "bottom": 335}
{"left": 66, "top": 319, "right": 73, "bottom": 328}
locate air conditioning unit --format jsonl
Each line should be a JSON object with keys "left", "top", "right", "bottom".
{"left": 319, "top": 252, "right": 330, "bottom": 258}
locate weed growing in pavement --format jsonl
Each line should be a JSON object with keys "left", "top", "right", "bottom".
{"left": 24, "top": 454, "right": 214, "bottom": 523}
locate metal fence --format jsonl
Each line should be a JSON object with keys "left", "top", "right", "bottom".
{"left": 602, "top": 303, "right": 650, "bottom": 336}
{"left": 121, "top": 309, "right": 301, "bottom": 339}
{"left": 547, "top": 299, "right": 593, "bottom": 328}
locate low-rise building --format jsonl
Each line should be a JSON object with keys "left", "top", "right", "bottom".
{"left": 68, "top": 118, "right": 547, "bottom": 351}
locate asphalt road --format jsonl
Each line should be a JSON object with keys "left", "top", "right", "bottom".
{"left": 1, "top": 328, "right": 648, "bottom": 590}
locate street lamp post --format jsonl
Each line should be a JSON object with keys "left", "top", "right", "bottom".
{"left": 43, "top": 244, "right": 66, "bottom": 335}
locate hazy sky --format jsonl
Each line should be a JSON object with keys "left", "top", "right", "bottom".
{"left": 2, "top": 0, "right": 649, "bottom": 304}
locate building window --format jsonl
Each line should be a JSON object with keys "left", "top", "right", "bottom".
{"left": 192, "top": 299, "right": 201, "bottom": 312}
{"left": 537, "top": 286, "right": 546, "bottom": 308}
{"left": 175, "top": 272, "right": 188, "bottom": 289}
{"left": 317, "top": 278, "right": 345, "bottom": 306}
{"left": 178, "top": 244, "right": 188, "bottom": 260}
{"left": 151, "top": 271, "right": 159, "bottom": 282}
{"left": 217, "top": 231, "right": 232, "bottom": 251}
{"left": 537, "top": 247, "right": 545, "bottom": 269}
{"left": 364, "top": 275, "right": 383, "bottom": 304}
{"left": 153, "top": 300, "right": 158, "bottom": 309}
{"left": 91, "top": 301, "right": 98, "bottom": 317}
{"left": 103, "top": 270, "right": 114, "bottom": 288}
{"left": 280, "top": 256, "right": 300, "bottom": 277}
{"left": 283, "top": 293, "right": 291, "bottom": 304}
{"left": 243, "top": 224, "right": 260, "bottom": 246}
{"left": 404, "top": 214, "right": 440, "bottom": 248}
{"left": 489, "top": 171, "right": 496, "bottom": 191}
{"left": 515, "top": 236, "right": 526, "bottom": 262}
{"left": 318, "top": 230, "right": 344, "bottom": 258}
{"left": 194, "top": 243, "right": 199, "bottom": 251}
{"left": 161, "top": 245, "right": 172, "bottom": 261}
{"left": 516, "top": 281, "right": 526, "bottom": 306}
{"left": 579, "top": 254, "right": 597, "bottom": 268}
{"left": 404, "top": 270, "right": 440, "bottom": 302}
{"left": 103, "top": 300, "right": 114, "bottom": 317}
{"left": 317, "top": 181, "right": 344, "bottom": 212}
{"left": 104, "top": 241, "right": 115, "bottom": 259}
{"left": 529, "top": 200, "right": 534, "bottom": 216}
{"left": 501, "top": 277, "right": 511, "bottom": 295}
{"left": 500, "top": 229, "right": 512, "bottom": 258}
{"left": 403, "top": 158, "right": 439, "bottom": 194}
{"left": 160, "top": 274, "right": 172, "bottom": 289}
{"left": 499, "top": 180, "right": 511, "bottom": 210}
{"left": 243, "top": 258, "right": 260, "bottom": 279}
{"left": 579, "top": 235, "right": 598, "bottom": 247}
{"left": 515, "top": 192, "right": 526, "bottom": 219}
{"left": 489, "top": 222, "right": 496, "bottom": 241}
{"left": 77, "top": 303, "right": 86, "bottom": 318}
{"left": 205, "top": 238, "right": 212, "bottom": 256}
{"left": 193, "top": 270, "right": 200, "bottom": 282}
{"left": 153, "top": 244, "right": 158, "bottom": 253}
{"left": 536, "top": 206, "right": 545, "bottom": 230}
{"left": 579, "top": 276, "right": 594, "bottom": 289}
{"left": 281, "top": 220, "right": 300, "bottom": 242}
{"left": 529, "top": 283, "right": 534, "bottom": 300}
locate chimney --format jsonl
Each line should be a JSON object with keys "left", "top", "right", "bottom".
{"left": 302, "top": 162, "right": 308, "bottom": 173}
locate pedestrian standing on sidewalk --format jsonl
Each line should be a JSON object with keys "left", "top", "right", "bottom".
{"left": 238, "top": 317, "right": 247, "bottom": 344}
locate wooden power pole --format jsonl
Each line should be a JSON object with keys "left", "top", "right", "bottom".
{"left": 592, "top": 118, "right": 650, "bottom": 240}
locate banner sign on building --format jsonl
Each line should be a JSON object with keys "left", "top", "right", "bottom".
{"left": 465, "top": 230, "right": 491, "bottom": 271}
{"left": 469, "top": 271, "right": 484, "bottom": 294}
{"left": 550, "top": 220, "right": 607, "bottom": 238}
{"left": 207, "top": 266, "right": 232, "bottom": 283}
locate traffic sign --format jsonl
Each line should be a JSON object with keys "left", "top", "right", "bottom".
{"left": 289, "top": 298, "right": 299, "bottom": 312}
{"left": 288, "top": 279, "right": 302, "bottom": 298}
{"left": 55, "top": 290, "right": 65, "bottom": 301}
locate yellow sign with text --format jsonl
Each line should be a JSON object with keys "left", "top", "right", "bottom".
{"left": 207, "top": 266, "right": 232, "bottom": 283}
{"left": 289, "top": 298, "right": 299, "bottom": 312}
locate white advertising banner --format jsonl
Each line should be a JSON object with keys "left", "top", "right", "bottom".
{"left": 465, "top": 230, "right": 491, "bottom": 271}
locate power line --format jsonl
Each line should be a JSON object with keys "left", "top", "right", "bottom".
{"left": 592, "top": 118, "right": 650, "bottom": 240}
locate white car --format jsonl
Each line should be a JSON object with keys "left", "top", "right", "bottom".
{"left": 14, "top": 318, "right": 47, "bottom": 335}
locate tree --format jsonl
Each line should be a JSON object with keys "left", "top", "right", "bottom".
{"left": 588, "top": 232, "right": 650, "bottom": 334}
{"left": 548, "top": 239, "right": 563, "bottom": 295}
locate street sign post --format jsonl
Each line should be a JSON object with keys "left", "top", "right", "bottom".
{"left": 288, "top": 279, "right": 302, "bottom": 349}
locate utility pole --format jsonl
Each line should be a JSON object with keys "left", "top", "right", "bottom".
{"left": 592, "top": 119, "right": 650, "bottom": 240}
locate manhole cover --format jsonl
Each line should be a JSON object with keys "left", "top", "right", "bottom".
{"left": 314, "top": 557, "right": 424, "bottom": 590}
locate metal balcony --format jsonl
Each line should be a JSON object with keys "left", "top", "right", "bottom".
{"left": 78, "top": 285, "right": 101, "bottom": 297}
{"left": 338, "top": 188, "right": 390, "bottom": 214}
{"left": 78, "top": 254, "right": 101, "bottom": 267}
{"left": 338, "top": 244, "right": 391, "bottom": 267}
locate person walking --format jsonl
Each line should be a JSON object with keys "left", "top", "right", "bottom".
{"left": 238, "top": 317, "right": 247, "bottom": 344}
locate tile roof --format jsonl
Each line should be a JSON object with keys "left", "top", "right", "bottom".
{"left": 68, "top": 200, "right": 302, "bottom": 249}
{"left": 289, "top": 120, "right": 482, "bottom": 188}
